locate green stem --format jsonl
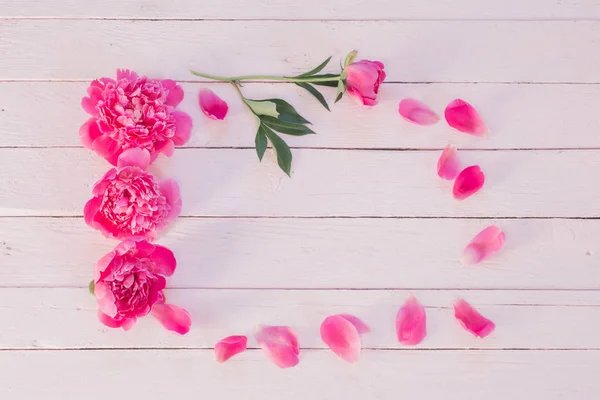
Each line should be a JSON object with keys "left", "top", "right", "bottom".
{"left": 191, "top": 70, "right": 339, "bottom": 83}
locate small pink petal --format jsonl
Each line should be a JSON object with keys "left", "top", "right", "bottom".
{"left": 198, "top": 89, "right": 229, "bottom": 120}
{"left": 91, "top": 135, "right": 119, "bottom": 159}
{"left": 463, "top": 225, "right": 506, "bottom": 265}
{"left": 255, "top": 325, "right": 299, "bottom": 369}
{"left": 398, "top": 98, "right": 440, "bottom": 126}
{"left": 396, "top": 297, "right": 427, "bottom": 345}
{"left": 454, "top": 299, "right": 495, "bottom": 338}
{"left": 79, "top": 118, "right": 103, "bottom": 149}
{"left": 214, "top": 335, "right": 248, "bottom": 363}
{"left": 338, "top": 314, "right": 370, "bottom": 334}
{"left": 161, "top": 79, "right": 185, "bottom": 107}
{"left": 172, "top": 111, "right": 192, "bottom": 145}
{"left": 445, "top": 99, "right": 488, "bottom": 136}
{"left": 117, "top": 148, "right": 151, "bottom": 170}
{"left": 453, "top": 165, "right": 485, "bottom": 200}
{"left": 149, "top": 244, "right": 177, "bottom": 276}
{"left": 151, "top": 303, "right": 192, "bottom": 335}
{"left": 437, "top": 145, "right": 461, "bottom": 180}
{"left": 320, "top": 315, "right": 362, "bottom": 363}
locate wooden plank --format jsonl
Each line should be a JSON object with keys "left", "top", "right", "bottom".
{"left": 1, "top": 350, "right": 599, "bottom": 399}
{"left": 1, "top": 218, "right": 597, "bottom": 289}
{"left": 1, "top": 21, "right": 599, "bottom": 82}
{"left": 2, "top": 0, "right": 599, "bottom": 20}
{"left": 3, "top": 82, "right": 600, "bottom": 149}
{"left": 2, "top": 288, "right": 600, "bottom": 349}
{"left": 0, "top": 148, "right": 598, "bottom": 218}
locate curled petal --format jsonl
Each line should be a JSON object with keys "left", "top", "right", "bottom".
{"left": 463, "top": 225, "right": 506, "bottom": 265}
{"left": 255, "top": 325, "right": 299, "bottom": 369}
{"left": 444, "top": 99, "right": 488, "bottom": 136}
{"left": 396, "top": 297, "right": 427, "bottom": 345}
{"left": 199, "top": 89, "right": 229, "bottom": 120}
{"left": 437, "top": 145, "right": 461, "bottom": 180}
{"left": 214, "top": 335, "right": 248, "bottom": 363}
{"left": 151, "top": 303, "right": 192, "bottom": 335}
{"left": 398, "top": 98, "right": 440, "bottom": 126}
{"left": 338, "top": 314, "right": 370, "bottom": 334}
{"left": 454, "top": 299, "right": 495, "bottom": 338}
{"left": 117, "top": 148, "right": 151, "bottom": 170}
{"left": 320, "top": 315, "right": 362, "bottom": 363}
{"left": 453, "top": 165, "right": 485, "bottom": 200}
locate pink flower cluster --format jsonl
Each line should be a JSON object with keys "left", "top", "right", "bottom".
{"left": 81, "top": 70, "right": 191, "bottom": 334}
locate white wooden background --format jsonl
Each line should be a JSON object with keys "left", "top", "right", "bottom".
{"left": 1, "top": 1, "right": 600, "bottom": 398}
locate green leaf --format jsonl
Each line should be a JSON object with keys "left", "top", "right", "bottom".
{"left": 335, "top": 79, "right": 346, "bottom": 103}
{"left": 295, "top": 82, "right": 330, "bottom": 111}
{"left": 295, "top": 56, "right": 332, "bottom": 78}
{"left": 263, "top": 126, "right": 292, "bottom": 176}
{"left": 261, "top": 115, "right": 315, "bottom": 136}
{"left": 311, "top": 74, "right": 340, "bottom": 88}
{"left": 343, "top": 50, "right": 358, "bottom": 67}
{"left": 255, "top": 125, "right": 268, "bottom": 161}
{"left": 245, "top": 99, "right": 279, "bottom": 118}
{"left": 247, "top": 99, "right": 310, "bottom": 124}
{"left": 88, "top": 280, "right": 95, "bottom": 296}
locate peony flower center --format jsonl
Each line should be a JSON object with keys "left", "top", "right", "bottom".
{"left": 104, "top": 259, "right": 159, "bottom": 318}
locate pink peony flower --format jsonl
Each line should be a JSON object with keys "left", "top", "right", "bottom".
{"left": 80, "top": 69, "right": 192, "bottom": 165}
{"left": 93, "top": 240, "right": 191, "bottom": 334}
{"left": 84, "top": 149, "right": 182, "bottom": 241}
{"left": 344, "top": 60, "right": 386, "bottom": 107}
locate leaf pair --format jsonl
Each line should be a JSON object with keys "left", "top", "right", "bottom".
{"left": 292, "top": 56, "right": 339, "bottom": 111}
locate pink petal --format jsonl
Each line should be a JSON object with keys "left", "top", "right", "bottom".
{"left": 79, "top": 118, "right": 103, "bottom": 149}
{"left": 463, "top": 225, "right": 506, "bottom": 265}
{"left": 158, "top": 179, "right": 182, "bottom": 222}
{"left": 98, "top": 310, "right": 128, "bottom": 329}
{"left": 117, "top": 148, "right": 151, "bottom": 170}
{"left": 214, "top": 335, "right": 248, "bottom": 363}
{"left": 338, "top": 314, "right": 370, "bottom": 334}
{"left": 437, "top": 145, "right": 461, "bottom": 180}
{"left": 396, "top": 297, "right": 427, "bottom": 345}
{"left": 320, "top": 315, "right": 362, "bottom": 363}
{"left": 149, "top": 244, "right": 177, "bottom": 276}
{"left": 453, "top": 165, "right": 485, "bottom": 200}
{"left": 172, "top": 111, "right": 192, "bottom": 146}
{"left": 444, "top": 99, "right": 488, "bottom": 136}
{"left": 152, "top": 303, "right": 192, "bottom": 335}
{"left": 92, "top": 135, "right": 119, "bottom": 159}
{"left": 255, "top": 325, "right": 300, "bottom": 369}
{"left": 454, "top": 299, "right": 495, "bottom": 338}
{"left": 198, "top": 89, "right": 229, "bottom": 120}
{"left": 161, "top": 79, "right": 185, "bottom": 107}
{"left": 398, "top": 98, "right": 440, "bottom": 126}
{"left": 116, "top": 69, "right": 138, "bottom": 81}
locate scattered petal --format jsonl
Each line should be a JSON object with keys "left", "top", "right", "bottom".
{"left": 398, "top": 98, "right": 440, "bottom": 126}
{"left": 437, "top": 145, "right": 461, "bottom": 180}
{"left": 151, "top": 303, "right": 192, "bottom": 335}
{"left": 215, "top": 335, "right": 248, "bottom": 363}
{"left": 463, "top": 225, "right": 506, "bottom": 265}
{"left": 396, "top": 297, "right": 427, "bottom": 345}
{"left": 255, "top": 325, "right": 299, "bottom": 368}
{"left": 338, "top": 314, "right": 370, "bottom": 334}
{"left": 117, "top": 148, "right": 151, "bottom": 170}
{"left": 453, "top": 165, "right": 485, "bottom": 200}
{"left": 454, "top": 299, "right": 495, "bottom": 338}
{"left": 445, "top": 99, "right": 488, "bottom": 136}
{"left": 199, "top": 89, "right": 229, "bottom": 120}
{"left": 320, "top": 315, "right": 362, "bottom": 363}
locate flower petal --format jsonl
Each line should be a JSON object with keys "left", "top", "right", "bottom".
{"left": 463, "top": 225, "right": 506, "bottom": 265}
{"left": 92, "top": 135, "right": 119, "bottom": 159}
{"left": 453, "top": 165, "right": 485, "bottom": 200}
{"left": 79, "top": 118, "right": 103, "bottom": 149}
{"left": 198, "top": 89, "right": 229, "bottom": 120}
{"left": 149, "top": 244, "right": 177, "bottom": 277}
{"left": 444, "top": 99, "right": 488, "bottom": 136}
{"left": 398, "top": 98, "right": 440, "bottom": 126}
{"left": 320, "top": 315, "right": 362, "bottom": 363}
{"left": 338, "top": 314, "right": 370, "bottom": 334}
{"left": 117, "top": 148, "right": 151, "bottom": 170}
{"left": 454, "top": 299, "right": 495, "bottom": 338}
{"left": 151, "top": 303, "right": 192, "bottom": 335}
{"left": 255, "top": 325, "right": 300, "bottom": 368}
{"left": 396, "top": 297, "right": 427, "bottom": 345}
{"left": 158, "top": 179, "right": 182, "bottom": 222}
{"left": 161, "top": 79, "right": 185, "bottom": 107}
{"left": 214, "top": 335, "right": 248, "bottom": 363}
{"left": 172, "top": 111, "right": 192, "bottom": 146}
{"left": 437, "top": 145, "right": 461, "bottom": 180}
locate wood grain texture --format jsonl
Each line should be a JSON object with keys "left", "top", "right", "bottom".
{"left": 2, "top": 288, "right": 599, "bottom": 349}
{"left": 2, "top": 0, "right": 599, "bottom": 20}
{"left": 1, "top": 218, "right": 597, "bottom": 289}
{"left": 3, "top": 82, "right": 600, "bottom": 149}
{"left": 0, "top": 148, "right": 598, "bottom": 218}
{"left": 1, "top": 20, "right": 599, "bottom": 82}
{"left": 2, "top": 350, "right": 599, "bottom": 399}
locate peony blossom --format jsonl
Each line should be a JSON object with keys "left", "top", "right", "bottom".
{"left": 93, "top": 240, "right": 191, "bottom": 334}
{"left": 80, "top": 69, "right": 192, "bottom": 165}
{"left": 84, "top": 149, "right": 182, "bottom": 241}
{"left": 344, "top": 60, "right": 386, "bottom": 106}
